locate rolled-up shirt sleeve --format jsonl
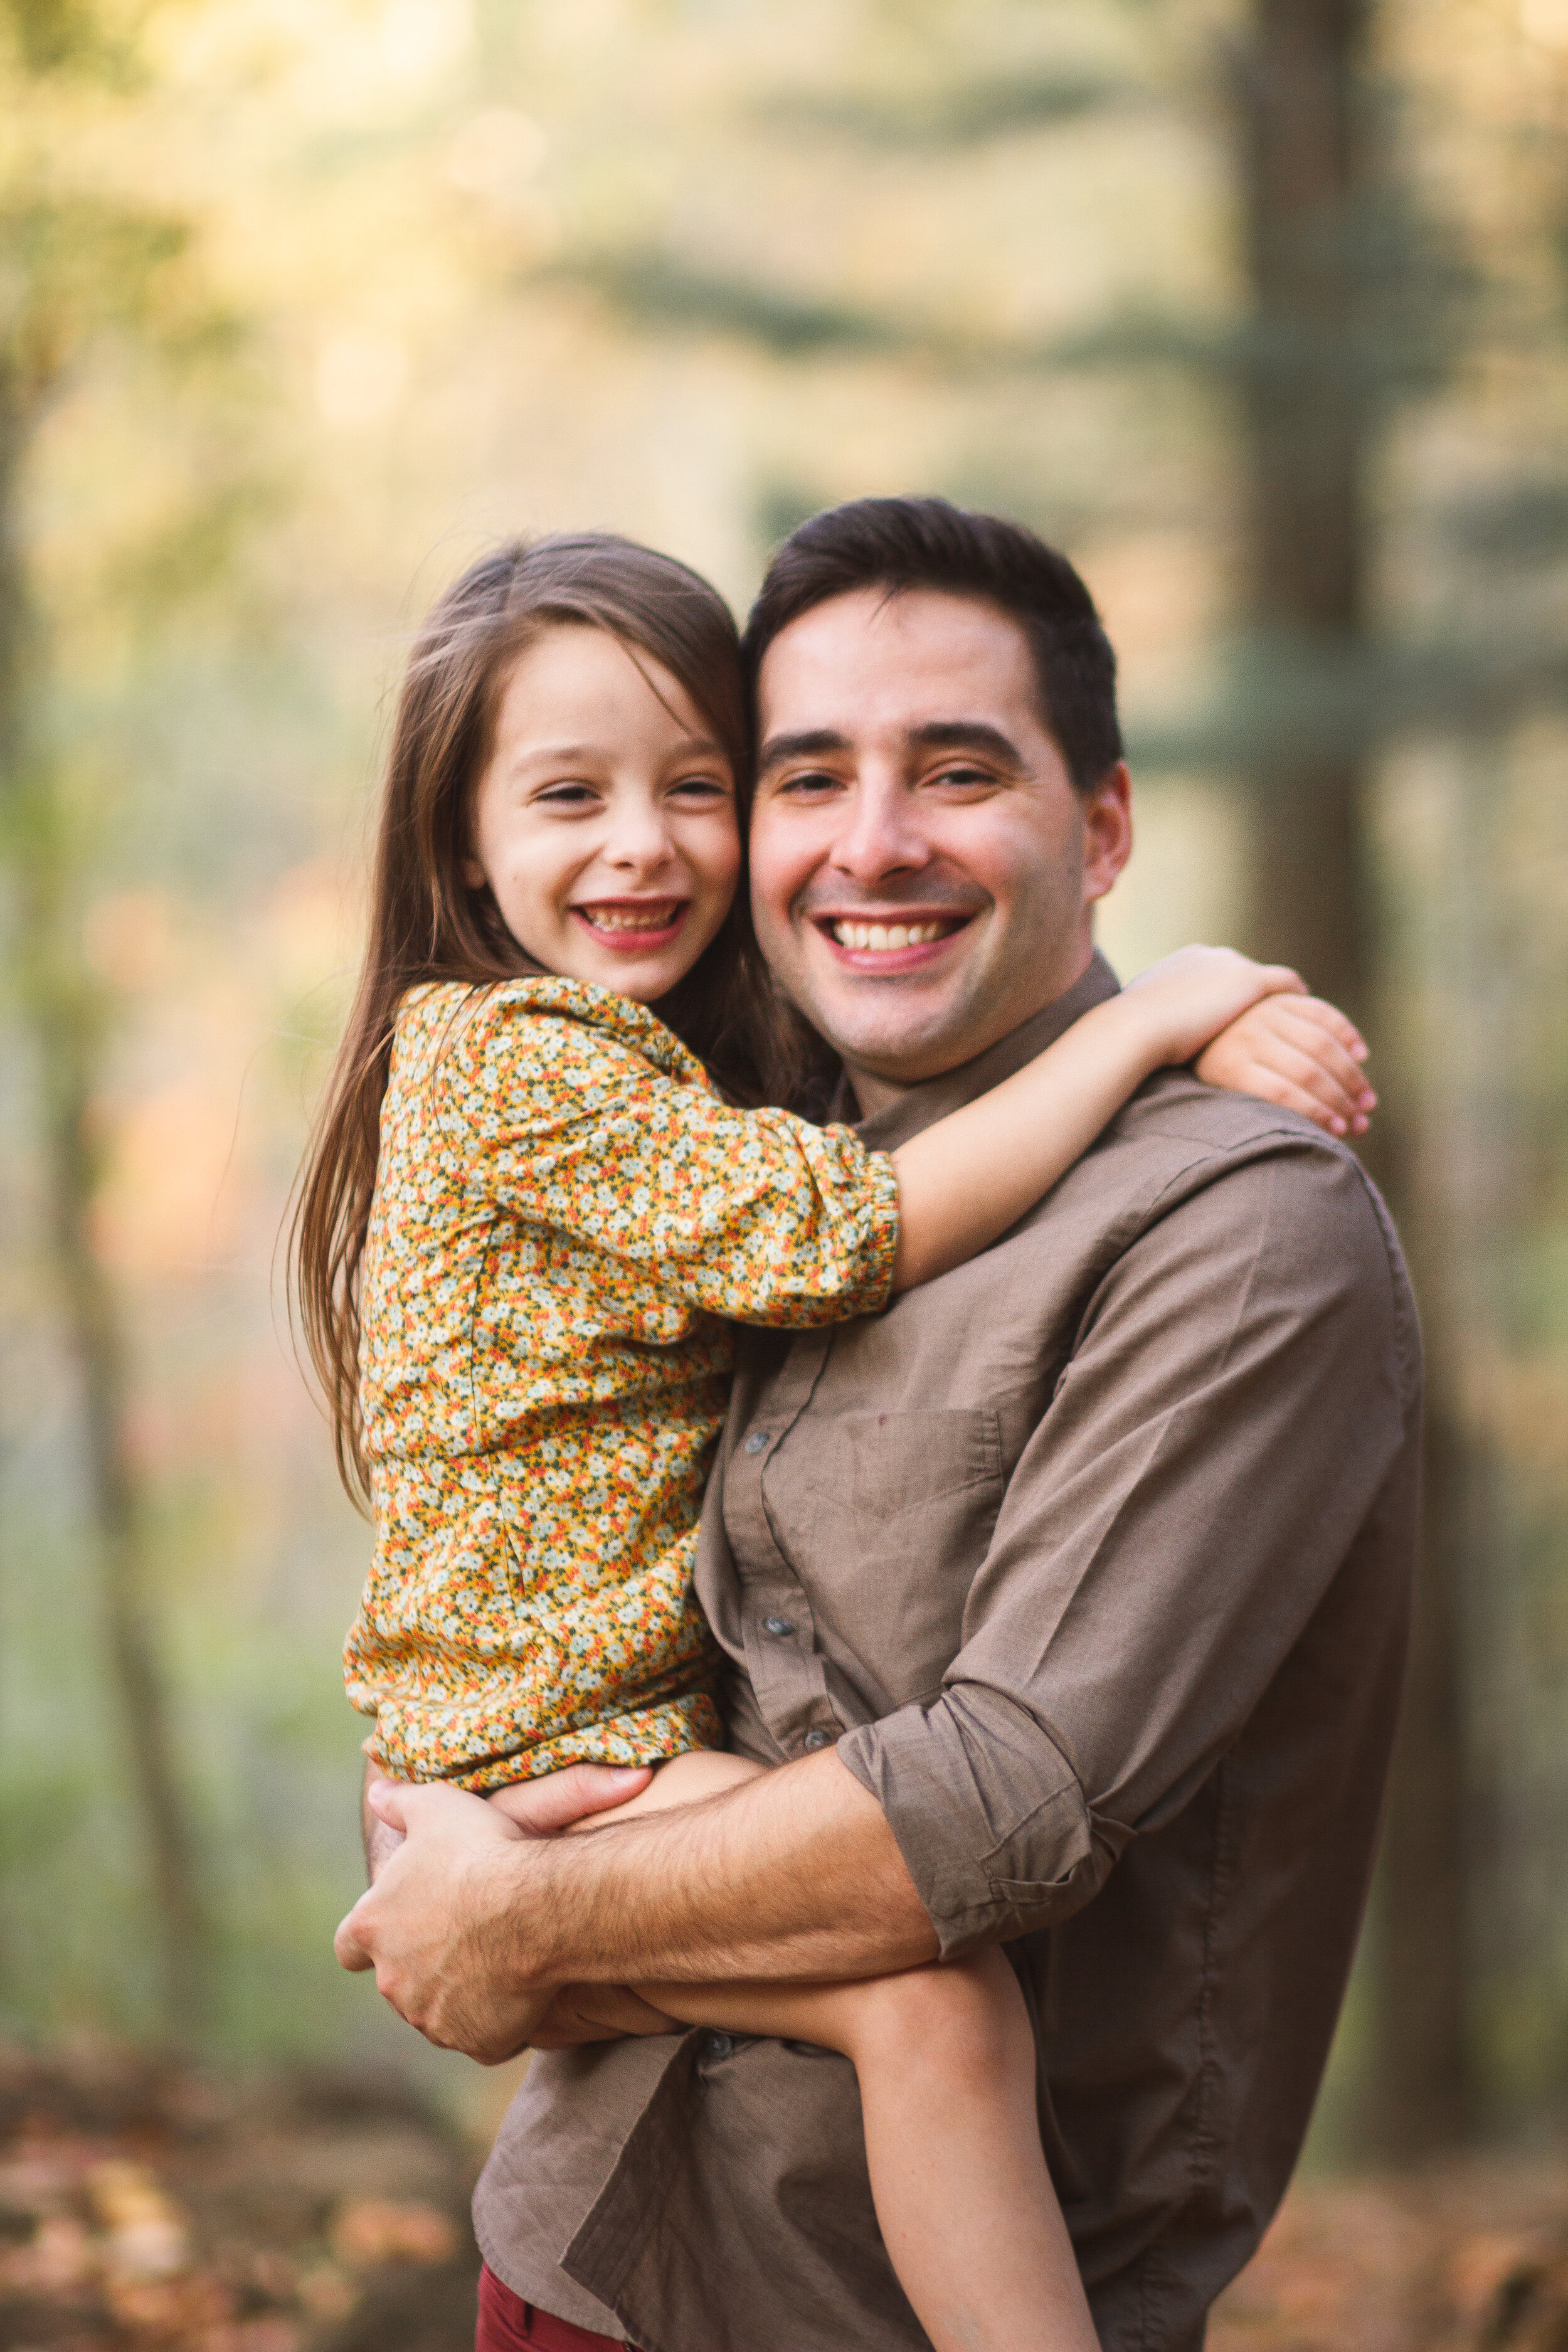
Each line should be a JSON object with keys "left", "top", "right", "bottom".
{"left": 836, "top": 1139, "right": 1421, "bottom": 1957}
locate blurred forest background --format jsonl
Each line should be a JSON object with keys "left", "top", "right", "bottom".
{"left": 2, "top": 0, "right": 1567, "bottom": 2211}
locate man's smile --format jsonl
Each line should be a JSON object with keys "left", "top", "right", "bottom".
{"left": 813, "top": 909, "right": 974, "bottom": 970}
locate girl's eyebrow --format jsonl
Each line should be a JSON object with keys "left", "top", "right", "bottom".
{"left": 515, "top": 735, "right": 726, "bottom": 764}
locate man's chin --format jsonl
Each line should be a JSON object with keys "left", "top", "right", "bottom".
{"left": 765, "top": 921, "right": 1027, "bottom": 1088}
{"left": 804, "top": 981, "right": 998, "bottom": 1090}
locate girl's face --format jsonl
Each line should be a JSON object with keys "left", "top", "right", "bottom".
{"left": 463, "top": 624, "right": 742, "bottom": 1001}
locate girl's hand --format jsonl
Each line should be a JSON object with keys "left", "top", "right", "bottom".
{"left": 485, "top": 1762, "right": 652, "bottom": 1835}
{"left": 1195, "top": 993, "right": 1376, "bottom": 1137}
{"left": 1121, "top": 945, "right": 1305, "bottom": 1067}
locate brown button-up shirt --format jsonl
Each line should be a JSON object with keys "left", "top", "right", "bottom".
{"left": 474, "top": 953, "right": 1421, "bottom": 2352}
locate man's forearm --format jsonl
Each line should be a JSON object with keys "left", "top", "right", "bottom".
{"left": 503, "top": 1750, "right": 937, "bottom": 1989}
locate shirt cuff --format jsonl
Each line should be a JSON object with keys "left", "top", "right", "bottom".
{"left": 836, "top": 1684, "right": 1126, "bottom": 1957}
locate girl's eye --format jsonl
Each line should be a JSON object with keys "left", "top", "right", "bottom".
{"left": 669, "top": 775, "right": 731, "bottom": 803}
{"left": 537, "top": 781, "right": 599, "bottom": 808}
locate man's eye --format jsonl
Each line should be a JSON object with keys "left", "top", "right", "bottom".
{"left": 931, "top": 765, "right": 993, "bottom": 791}
{"left": 778, "top": 770, "right": 843, "bottom": 796}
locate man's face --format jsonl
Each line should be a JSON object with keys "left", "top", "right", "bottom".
{"left": 750, "top": 587, "right": 1132, "bottom": 1097}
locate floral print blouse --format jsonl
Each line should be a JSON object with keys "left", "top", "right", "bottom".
{"left": 344, "top": 975, "right": 901, "bottom": 1790}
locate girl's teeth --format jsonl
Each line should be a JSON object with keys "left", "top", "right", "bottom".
{"left": 585, "top": 906, "right": 677, "bottom": 933}
{"left": 832, "top": 920, "right": 945, "bottom": 951}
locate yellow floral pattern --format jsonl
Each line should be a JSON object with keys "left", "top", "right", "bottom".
{"left": 346, "top": 975, "right": 900, "bottom": 1790}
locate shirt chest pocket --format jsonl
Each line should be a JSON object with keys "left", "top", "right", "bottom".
{"left": 789, "top": 1407, "right": 1005, "bottom": 1704}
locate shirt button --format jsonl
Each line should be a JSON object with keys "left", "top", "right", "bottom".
{"left": 802, "top": 1728, "right": 834, "bottom": 1752}
{"left": 743, "top": 1431, "right": 771, "bottom": 1455}
{"left": 705, "top": 2031, "right": 734, "bottom": 2060}
{"left": 762, "top": 1615, "right": 795, "bottom": 1638}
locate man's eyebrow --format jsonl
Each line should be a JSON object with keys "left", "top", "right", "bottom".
{"left": 756, "top": 727, "right": 852, "bottom": 771}
{"left": 909, "top": 720, "right": 1028, "bottom": 768}
{"left": 756, "top": 721, "right": 1029, "bottom": 773}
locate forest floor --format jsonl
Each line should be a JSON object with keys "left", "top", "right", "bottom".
{"left": 0, "top": 2042, "right": 479, "bottom": 2352}
{"left": 0, "top": 2040, "right": 1565, "bottom": 2350}
{"left": 1209, "top": 2152, "right": 1568, "bottom": 2351}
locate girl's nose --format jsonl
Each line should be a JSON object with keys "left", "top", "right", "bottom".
{"left": 603, "top": 800, "right": 676, "bottom": 875}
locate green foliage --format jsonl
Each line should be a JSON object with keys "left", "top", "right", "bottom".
{"left": 0, "top": 0, "right": 139, "bottom": 85}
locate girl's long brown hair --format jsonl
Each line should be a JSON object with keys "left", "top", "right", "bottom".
{"left": 290, "top": 532, "right": 823, "bottom": 1504}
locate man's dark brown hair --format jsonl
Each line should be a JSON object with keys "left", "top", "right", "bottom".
{"left": 741, "top": 495, "right": 1123, "bottom": 793}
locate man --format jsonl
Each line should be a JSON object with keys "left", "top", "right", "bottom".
{"left": 339, "top": 499, "right": 1420, "bottom": 2352}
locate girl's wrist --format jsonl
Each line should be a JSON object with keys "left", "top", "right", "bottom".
{"left": 1090, "top": 988, "right": 1175, "bottom": 1074}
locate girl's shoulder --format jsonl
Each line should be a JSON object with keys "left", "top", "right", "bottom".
{"left": 396, "top": 974, "right": 710, "bottom": 1091}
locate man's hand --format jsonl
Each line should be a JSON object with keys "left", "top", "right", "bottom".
{"left": 337, "top": 1749, "right": 933, "bottom": 2065}
{"left": 336, "top": 1764, "right": 652, "bottom": 2062}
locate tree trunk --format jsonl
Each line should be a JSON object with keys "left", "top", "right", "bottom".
{"left": 1374, "top": 1397, "right": 1470, "bottom": 2149}
{"left": 29, "top": 951, "right": 216, "bottom": 2042}
{"left": 0, "top": 365, "right": 212, "bottom": 2045}
{"left": 1234, "top": 0, "right": 1471, "bottom": 2150}
{"left": 1237, "top": 0, "right": 1371, "bottom": 1015}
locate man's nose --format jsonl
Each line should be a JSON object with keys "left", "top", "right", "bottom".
{"left": 829, "top": 776, "right": 931, "bottom": 884}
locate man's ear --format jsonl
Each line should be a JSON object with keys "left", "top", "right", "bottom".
{"left": 1082, "top": 762, "right": 1133, "bottom": 907}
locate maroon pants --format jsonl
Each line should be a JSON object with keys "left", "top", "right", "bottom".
{"left": 477, "top": 2262, "right": 644, "bottom": 2352}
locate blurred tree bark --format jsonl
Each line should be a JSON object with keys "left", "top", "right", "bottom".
{"left": 0, "top": 3, "right": 215, "bottom": 2040}
{"left": 1232, "top": 0, "right": 1470, "bottom": 2151}
{"left": 1235, "top": 0, "right": 1372, "bottom": 1017}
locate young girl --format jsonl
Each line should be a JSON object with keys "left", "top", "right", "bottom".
{"left": 295, "top": 534, "right": 1373, "bottom": 2352}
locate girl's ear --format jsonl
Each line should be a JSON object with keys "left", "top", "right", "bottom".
{"left": 460, "top": 854, "right": 487, "bottom": 889}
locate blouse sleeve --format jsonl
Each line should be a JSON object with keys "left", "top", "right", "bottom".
{"left": 448, "top": 997, "right": 899, "bottom": 1326}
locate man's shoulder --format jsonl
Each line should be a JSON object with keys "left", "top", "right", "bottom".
{"left": 1097, "top": 1067, "right": 1383, "bottom": 1202}
{"left": 1115, "top": 1064, "right": 1348, "bottom": 1154}
{"left": 1051, "top": 1069, "right": 1412, "bottom": 1313}
{"left": 989, "top": 1072, "right": 1422, "bottom": 1417}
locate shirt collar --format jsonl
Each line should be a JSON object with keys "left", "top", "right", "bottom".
{"left": 839, "top": 948, "right": 1122, "bottom": 1151}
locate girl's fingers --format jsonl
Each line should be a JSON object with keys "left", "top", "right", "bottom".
{"left": 1278, "top": 994, "right": 1369, "bottom": 1062}
{"left": 1203, "top": 1007, "right": 1361, "bottom": 1115}
{"left": 1234, "top": 1061, "right": 1360, "bottom": 1135}
{"left": 1263, "top": 1012, "right": 1375, "bottom": 1106}
{"left": 1239, "top": 998, "right": 1375, "bottom": 1106}
{"left": 1246, "top": 1038, "right": 1362, "bottom": 1127}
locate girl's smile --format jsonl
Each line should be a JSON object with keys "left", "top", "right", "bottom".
{"left": 463, "top": 623, "right": 742, "bottom": 1001}
{"left": 571, "top": 896, "right": 689, "bottom": 953}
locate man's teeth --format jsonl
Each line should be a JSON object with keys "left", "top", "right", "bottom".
{"left": 581, "top": 906, "right": 678, "bottom": 933}
{"left": 831, "top": 919, "right": 949, "bottom": 952}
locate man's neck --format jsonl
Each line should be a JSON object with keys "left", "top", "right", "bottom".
{"left": 840, "top": 941, "right": 1096, "bottom": 1121}
{"left": 844, "top": 1063, "right": 919, "bottom": 1121}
